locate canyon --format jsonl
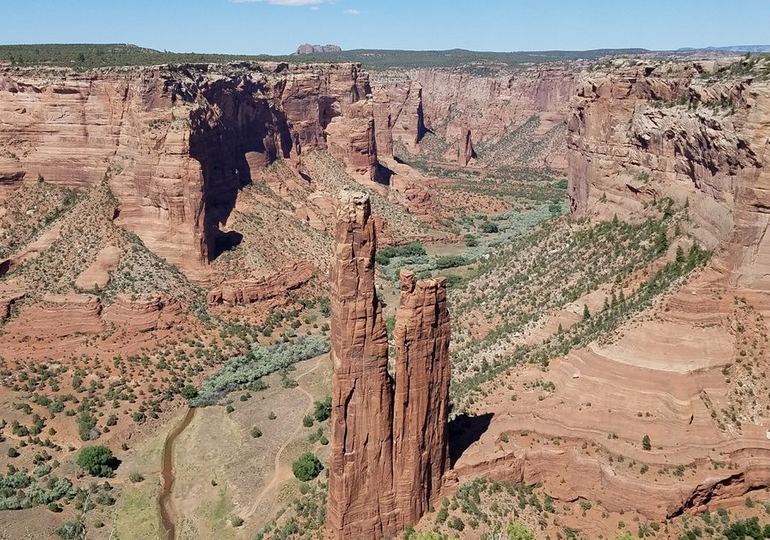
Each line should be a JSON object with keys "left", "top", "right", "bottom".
{"left": 1, "top": 47, "right": 770, "bottom": 540}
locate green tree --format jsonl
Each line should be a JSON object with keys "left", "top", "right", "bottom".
{"left": 583, "top": 304, "right": 591, "bottom": 320}
{"left": 292, "top": 452, "right": 323, "bottom": 481}
{"left": 642, "top": 434, "right": 651, "bottom": 451}
{"left": 77, "top": 445, "right": 117, "bottom": 477}
{"left": 180, "top": 385, "right": 198, "bottom": 400}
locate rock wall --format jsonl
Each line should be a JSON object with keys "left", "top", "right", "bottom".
{"left": 373, "top": 65, "right": 577, "bottom": 169}
{"left": 0, "top": 63, "right": 381, "bottom": 278}
{"left": 566, "top": 58, "right": 770, "bottom": 288}
{"left": 326, "top": 191, "right": 450, "bottom": 539}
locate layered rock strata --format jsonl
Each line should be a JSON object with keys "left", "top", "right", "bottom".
{"left": 206, "top": 261, "right": 314, "bottom": 306}
{"left": 326, "top": 191, "right": 450, "bottom": 539}
{"left": 0, "top": 63, "right": 381, "bottom": 277}
{"left": 566, "top": 58, "right": 770, "bottom": 288}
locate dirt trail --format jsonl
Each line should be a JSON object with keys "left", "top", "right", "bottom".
{"left": 246, "top": 356, "right": 324, "bottom": 518}
{"left": 159, "top": 407, "right": 197, "bottom": 540}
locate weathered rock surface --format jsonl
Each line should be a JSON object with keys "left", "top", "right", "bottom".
{"left": 0, "top": 63, "right": 381, "bottom": 278}
{"left": 392, "top": 270, "right": 451, "bottom": 526}
{"left": 326, "top": 190, "right": 397, "bottom": 539}
{"left": 326, "top": 191, "right": 450, "bottom": 539}
{"left": 296, "top": 44, "right": 342, "bottom": 55}
{"left": 566, "top": 58, "right": 770, "bottom": 288}
{"left": 373, "top": 65, "right": 577, "bottom": 169}
{"left": 9, "top": 293, "right": 104, "bottom": 337}
{"left": 206, "top": 261, "right": 314, "bottom": 306}
{"left": 74, "top": 244, "right": 122, "bottom": 290}
{"left": 103, "top": 293, "right": 181, "bottom": 332}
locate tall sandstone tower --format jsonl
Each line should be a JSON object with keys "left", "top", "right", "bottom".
{"left": 326, "top": 191, "right": 451, "bottom": 540}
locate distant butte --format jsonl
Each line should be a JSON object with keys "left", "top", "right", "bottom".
{"left": 296, "top": 43, "right": 342, "bottom": 55}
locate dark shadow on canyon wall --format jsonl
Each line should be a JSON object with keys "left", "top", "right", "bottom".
{"left": 448, "top": 412, "right": 494, "bottom": 467}
{"left": 188, "top": 77, "right": 294, "bottom": 262}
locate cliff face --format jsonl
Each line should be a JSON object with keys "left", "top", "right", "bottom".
{"left": 326, "top": 191, "right": 450, "bottom": 540}
{"left": 392, "top": 270, "right": 451, "bottom": 526}
{"left": 566, "top": 58, "right": 770, "bottom": 288}
{"left": 373, "top": 65, "right": 577, "bottom": 170}
{"left": 0, "top": 63, "right": 379, "bottom": 278}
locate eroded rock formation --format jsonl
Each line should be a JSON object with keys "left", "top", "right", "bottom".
{"left": 566, "top": 58, "right": 770, "bottom": 287}
{"left": 326, "top": 191, "right": 450, "bottom": 539}
{"left": 0, "top": 63, "right": 381, "bottom": 277}
{"left": 392, "top": 270, "right": 451, "bottom": 525}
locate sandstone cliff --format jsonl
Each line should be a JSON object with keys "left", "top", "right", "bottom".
{"left": 373, "top": 65, "right": 577, "bottom": 170}
{"left": 326, "top": 191, "right": 450, "bottom": 539}
{"left": 0, "top": 62, "right": 382, "bottom": 278}
{"left": 566, "top": 57, "right": 770, "bottom": 288}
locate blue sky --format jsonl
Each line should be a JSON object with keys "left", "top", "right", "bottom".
{"left": 2, "top": 0, "right": 768, "bottom": 54}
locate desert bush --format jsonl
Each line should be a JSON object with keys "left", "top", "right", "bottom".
{"left": 292, "top": 452, "right": 323, "bottom": 481}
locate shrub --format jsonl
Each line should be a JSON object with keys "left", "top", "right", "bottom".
{"left": 465, "top": 234, "right": 479, "bottom": 247}
{"left": 435, "top": 255, "right": 467, "bottom": 269}
{"left": 642, "top": 434, "right": 651, "bottom": 451}
{"left": 507, "top": 522, "right": 536, "bottom": 540}
{"left": 7, "top": 447, "right": 19, "bottom": 458}
{"left": 313, "top": 396, "right": 332, "bottom": 422}
{"left": 251, "top": 427, "right": 262, "bottom": 438}
{"left": 231, "top": 515, "right": 244, "bottom": 527}
{"left": 55, "top": 519, "right": 85, "bottom": 540}
{"left": 180, "top": 385, "right": 198, "bottom": 400}
{"left": 76, "top": 446, "right": 118, "bottom": 477}
{"left": 302, "top": 415, "right": 314, "bottom": 428}
{"left": 129, "top": 472, "right": 144, "bottom": 483}
{"left": 292, "top": 452, "right": 323, "bottom": 481}
{"left": 77, "top": 412, "right": 97, "bottom": 441}
{"left": 481, "top": 222, "right": 499, "bottom": 234}
{"left": 191, "top": 337, "right": 329, "bottom": 406}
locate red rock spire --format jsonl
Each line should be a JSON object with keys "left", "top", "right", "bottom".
{"left": 326, "top": 191, "right": 451, "bottom": 539}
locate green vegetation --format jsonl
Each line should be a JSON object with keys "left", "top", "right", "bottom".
{"left": 451, "top": 199, "right": 710, "bottom": 405}
{"left": 191, "top": 336, "right": 329, "bottom": 406}
{"left": 0, "top": 43, "right": 648, "bottom": 71}
{"left": 76, "top": 446, "right": 117, "bottom": 477}
{"left": 313, "top": 396, "right": 332, "bottom": 422}
{"left": 291, "top": 452, "right": 323, "bottom": 482}
{"left": 642, "top": 434, "right": 652, "bottom": 451}
{"left": 375, "top": 242, "right": 427, "bottom": 265}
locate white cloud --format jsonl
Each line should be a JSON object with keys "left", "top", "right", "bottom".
{"left": 231, "top": 0, "right": 327, "bottom": 5}
{"left": 343, "top": 8, "right": 361, "bottom": 15}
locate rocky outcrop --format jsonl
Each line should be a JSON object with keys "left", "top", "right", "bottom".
{"left": 10, "top": 293, "right": 104, "bottom": 337}
{"left": 392, "top": 270, "right": 451, "bottom": 525}
{"left": 74, "top": 245, "right": 122, "bottom": 291}
{"left": 459, "top": 127, "right": 476, "bottom": 166}
{"left": 0, "top": 63, "right": 381, "bottom": 278}
{"left": 206, "top": 261, "right": 314, "bottom": 306}
{"left": 326, "top": 191, "right": 450, "bottom": 540}
{"left": 326, "top": 190, "right": 397, "bottom": 539}
{"left": 566, "top": 57, "right": 770, "bottom": 288}
{"left": 296, "top": 44, "right": 342, "bottom": 55}
{"left": 103, "top": 293, "right": 181, "bottom": 332}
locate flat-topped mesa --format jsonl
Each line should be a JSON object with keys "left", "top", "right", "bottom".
{"left": 393, "top": 269, "right": 451, "bottom": 527}
{"left": 326, "top": 192, "right": 451, "bottom": 539}
{"left": 326, "top": 190, "right": 398, "bottom": 539}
